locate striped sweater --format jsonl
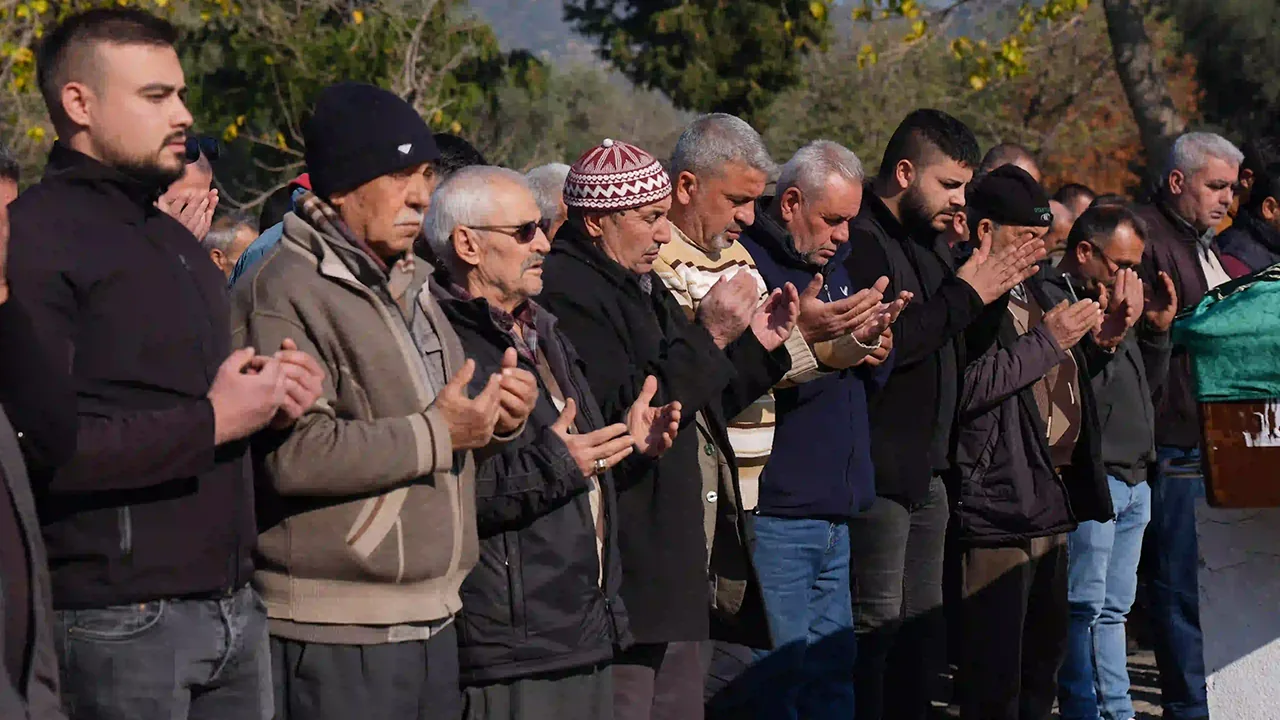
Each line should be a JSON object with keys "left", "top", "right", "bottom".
{"left": 654, "top": 221, "right": 825, "bottom": 509}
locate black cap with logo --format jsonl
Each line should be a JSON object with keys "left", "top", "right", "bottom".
{"left": 968, "top": 164, "right": 1053, "bottom": 227}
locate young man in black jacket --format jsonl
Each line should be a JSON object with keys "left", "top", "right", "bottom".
{"left": 426, "top": 166, "right": 681, "bottom": 720}
{"left": 539, "top": 139, "right": 797, "bottom": 720}
{"left": 8, "top": 10, "right": 323, "bottom": 719}
{"left": 842, "top": 110, "right": 1047, "bottom": 720}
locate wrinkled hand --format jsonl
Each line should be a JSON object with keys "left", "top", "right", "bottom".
{"left": 158, "top": 188, "right": 219, "bottom": 241}
{"left": 1143, "top": 270, "right": 1179, "bottom": 332}
{"left": 957, "top": 233, "right": 1046, "bottom": 304}
{"left": 852, "top": 290, "right": 912, "bottom": 344}
{"left": 750, "top": 282, "right": 800, "bottom": 352}
{"left": 494, "top": 348, "right": 538, "bottom": 436}
{"left": 550, "top": 398, "right": 634, "bottom": 477}
{"left": 626, "top": 375, "right": 682, "bottom": 457}
{"left": 1094, "top": 269, "right": 1143, "bottom": 349}
{"left": 269, "top": 338, "right": 326, "bottom": 429}
{"left": 433, "top": 359, "right": 503, "bottom": 450}
{"left": 698, "top": 272, "right": 759, "bottom": 348}
{"left": 861, "top": 328, "right": 894, "bottom": 367}
{"left": 796, "top": 273, "right": 887, "bottom": 343}
{"left": 1043, "top": 299, "right": 1103, "bottom": 351}
{"left": 208, "top": 347, "right": 288, "bottom": 445}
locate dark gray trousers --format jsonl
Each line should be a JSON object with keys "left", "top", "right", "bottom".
{"left": 270, "top": 623, "right": 461, "bottom": 720}
{"left": 463, "top": 663, "right": 613, "bottom": 720}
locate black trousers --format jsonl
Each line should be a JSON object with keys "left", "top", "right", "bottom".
{"left": 270, "top": 623, "right": 461, "bottom": 720}
{"left": 612, "top": 641, "right": 708, "bottom": 720}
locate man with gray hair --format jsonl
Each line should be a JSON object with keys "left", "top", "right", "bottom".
{"left": 202, "top": 214, "right": 258, "bottom": 279}
{"left": 426, "top": 165, "right": 681, "bottom": 720}
{"left": 526, "top": 163, "right": 571, "bottom": 240}
{"left": 0, "top": 146, "right": 18, "bottom": 207}
{"left": 1133, "top": 131, "right": 1241, "bottom": 720}
{"left": 725, "top": 139, "right": 907, "bottom": 718}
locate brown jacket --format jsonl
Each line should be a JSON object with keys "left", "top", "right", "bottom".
{"left": 231, "top": 210, "right": 477, "bottom": 639}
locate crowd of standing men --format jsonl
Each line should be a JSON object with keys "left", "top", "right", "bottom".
{"left": 0, "top": 6, "right": 1265, "bottom": 720}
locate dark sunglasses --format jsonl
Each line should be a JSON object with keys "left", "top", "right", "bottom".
{"left": 184, "top": 135, "right": 221, "bottom": 164}
{"left": 470, "top": 218, "right": 552, "bottom": 244}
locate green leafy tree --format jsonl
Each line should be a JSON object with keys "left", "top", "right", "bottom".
{"left": 563, "top": 0, "right": 833, "bottom": 126}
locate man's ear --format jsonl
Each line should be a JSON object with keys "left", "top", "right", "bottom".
{"left": 1075, "top": 240, "right": 1094, "bottom": 266}
{"left": 674, "top": 171, "right": 699, "bottom": 206}
{"left": 60, "top": 82, "right": 94, "bottom": 129}
{"left": 452, "top": 226, "right": 483, "bottom": 268}
{"left": 1262, "top": 195, "right": 1280, "bottom": 223}
{"left": 1168, "top": 169, "right": 1186, "bottom": 197}
{"left": 779, "top": 187, "right": 804, "bottom": 224}
{"left": 894, "top": 159, "right": 916, "bottom": 192}
{"left": 582, "top": 211, "right": 606, "bottom": 239}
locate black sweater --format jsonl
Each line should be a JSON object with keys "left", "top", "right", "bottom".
{"left": 9, "top": 145, "right": 255, "bottom": 608}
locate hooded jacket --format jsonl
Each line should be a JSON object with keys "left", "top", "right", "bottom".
{"left": 953, "top": 267, "right": 1113, "bottom": 546}
{"left": 740, "top": 204, "right": 891, "bottom": 519}
{"left": 9, "top": 144, "right": 256, "bottom": 609}
{"left": 1133, "top": 202, "right": 1224, "bottom": 449}
{"left": 538, "top": 221, "right": 788, "bottom": 648}
{"left": 231, "top": 195, "right": 477, "bottom": 641}
{"left": 1218, "top": 208, "right": 1280, "bottom": 278}
{"left": 434, "top": 283, "right": 630, "bottom": 684}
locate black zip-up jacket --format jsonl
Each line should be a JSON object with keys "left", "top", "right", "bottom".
{"left": 8, "top": 145, "right": 255, "bottom": 609}
{"left": 435, "top": 284, "right": 631, "bottom": 685}
{"left": 845, "top": 189, "right": 995, "bottom": 506}
{"left": 538, "top": 223, "right": 787, "bottom": 648}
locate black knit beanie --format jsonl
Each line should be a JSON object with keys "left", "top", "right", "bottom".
{"left": 303, "top": 82, "right": 440, "bottom": 199}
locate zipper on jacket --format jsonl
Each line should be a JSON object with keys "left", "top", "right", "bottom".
{"left": 118, "top": 506, "right": 133, "bottom": 560}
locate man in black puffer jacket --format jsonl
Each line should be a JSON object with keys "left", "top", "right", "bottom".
{"left": 426, "top": 166, "right": 683, "bottom": 720}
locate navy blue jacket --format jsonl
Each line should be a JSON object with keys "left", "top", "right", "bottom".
{"left": 740, "top": 208, "right": 892, "bottom": 520}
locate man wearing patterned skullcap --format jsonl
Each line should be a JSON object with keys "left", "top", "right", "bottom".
{"left": 539, "top": 139, "right": 800, "bottom": 720}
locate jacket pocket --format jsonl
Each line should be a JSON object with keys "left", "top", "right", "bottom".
{"left": 64, "top": 600, "right": 166, "bottom": 642}
{"left": 117, "top": 506, "right": 133, "bottom": 558}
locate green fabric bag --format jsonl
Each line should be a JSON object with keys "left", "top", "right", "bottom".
{"left": 1174, "top": 265, "right": 1280, "bottom": 401}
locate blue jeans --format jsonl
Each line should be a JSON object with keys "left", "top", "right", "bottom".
{"left": 1146, "top": 447, "right": 1209, "bottom": 719}
{"left": 1059, "top": 476, "right": 1152, "bottom": 720}
{"left": 748, "top": 515, "right": 855, "bottom": 720}
{"left": 54, "top": 585, "right": 271, "bottom": 720}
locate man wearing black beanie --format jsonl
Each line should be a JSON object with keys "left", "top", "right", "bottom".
{"left": 231, "top": 81, "right": 538, "bottom": 720}
{"left": 949, "top": 165, "right": 1119, "bottom": 720}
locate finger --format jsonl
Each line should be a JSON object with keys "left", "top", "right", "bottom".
{"left": 800, "top": 273, "right": 824, "bottom": 301}
{"left": 635, "top": 375, "right": 659, "bottom": 408}
{"left": 444, "top": 359, "right": 477, "bottom": 393}
{"left": 222, "top": 346, "right": 258, "bottom": 372}
{"left": 552, "top": 397, "right": 578, "bottom": 433}
{"left": 593, "top": 434, "right": 636, "bottom": 459}
{"left": 973, "top": 229, "right": 992, "bottom": 264}
{"left": 782, "top": 282, "right": 799, "bottom": 306}
{"left": 475, "top": 372, "right": 504, "bottom": 407}
{"left": 603, "top": 445, "right": 634, "bottom": 467}
{"left": 872, "top": 276, "right": 890, "bottom": 295}
{"left": 500, "top": 347, "right": 519, "bottom": 370}
{"left": 581, "top": 422, "right": 630, "bottom": 444}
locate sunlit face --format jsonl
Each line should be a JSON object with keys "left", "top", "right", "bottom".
{"left": 780, "top": 174, "right": 862, "bottom": 266}
{"left": 460, "top": 182, "right": 552, "bottom": 310}
{"left": 1075, "top": 222, "right": 1144, "bottom": 294}
{"left": 1169, "top": 156, "right": 1238, "bottom": 233}
{"left": 985, "top": 220, "right": 1049, "bottom": 257}
{"left": 900, "top": 157, "right": 972, "bottom": 233}
{"left": 593, "top": 196, "right": 674, "bottom": 274}
{"left": 330, "top": 162, "right": 435, "bottom": 262}
{"left": 676, "top": 161, "right": 767, "bottom": 251}
{"left": 66, "top": 42, "right": 193, "bottom": 186}
{"left": 1045, "top": 200, "right": 1073, "bottom": 255}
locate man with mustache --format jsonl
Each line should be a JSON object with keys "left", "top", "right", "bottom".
{"left": 8, "top": 9, "right": 325, "bottom": 719}
{"left": 539, "top": 138, "right": 798, "bottom": 720}
{"left": 843, "top": 110, "right": 1046, "bottom": 720}
{"left": 427, "top": 166, "right": 682, "bottom": 720}
{"left": 230, "top": 82, "right": 538, "bottom": 720}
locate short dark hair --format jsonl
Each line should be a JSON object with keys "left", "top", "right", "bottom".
{"left": 1246, "top": 161, "right": 1280, "bottom": 211}
{"left": 1065, "top": 205, "right": 1148, "bottom": 255}
{"left": 1054, "top": 182, "right": 1096, "bottom": 208}
{"left": 879, "top": 109, "right": 980, "bottom": 180}
{"left": 0, "top": 146, "right": 18, "bottom": 185}
{"left": 1089, "top": 193, "right": 1129, "bottom": 209}
{"left": 432, "top": 133, "right": 488, "bottom": 179}
{"left": 979, "top": 143, "right": 1038, "bottom": 176}
{"left": 1242, "top": 136, "right": 1280, "bottom": 177}
{"left": 37, "top": 8, "right": 178, "bottom": 124}
{"left": 259, "top": 183, "right": 298, "bottom": 230}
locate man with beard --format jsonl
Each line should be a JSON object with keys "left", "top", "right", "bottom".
{"left": 843, "top": 109, "right": 1047, "bottom": 720}
{"left": 735, "top": 139, "right": 907, "bottom": 719}
{"left": 8, "top": 9, "right": 325, "bottom": 719}
{"left": 1052, "top": 205, "right": 1176, "bottom": 720}
{"left": 539, "top": 138, "right": 798, "bottom": 720}
{"left": 1219, "top": 161, "right": 1280, "bottom": 277}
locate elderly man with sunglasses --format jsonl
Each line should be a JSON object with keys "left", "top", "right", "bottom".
{"left": 230, "top": 82, "right": 539, "bottom": 720}
{"left": 426, "top": 166, "right": 683, "bottom": 720}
